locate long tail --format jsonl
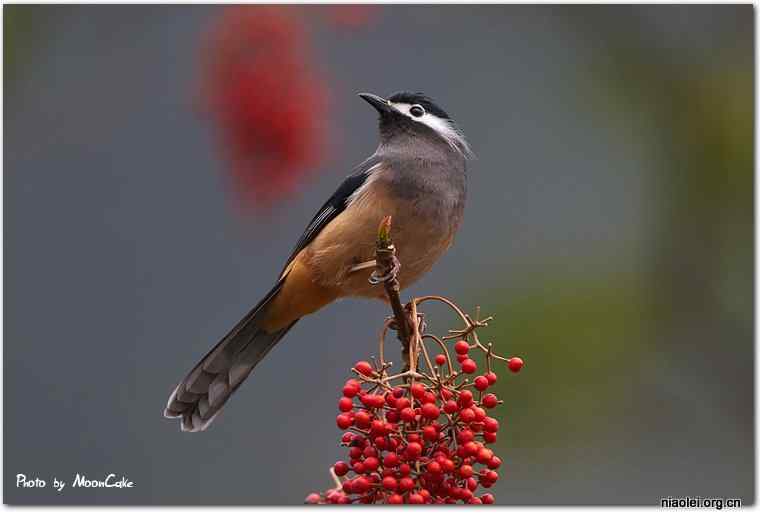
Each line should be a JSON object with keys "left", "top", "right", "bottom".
{"left": 164, "top": 280, "right": 296, "bottom": 432}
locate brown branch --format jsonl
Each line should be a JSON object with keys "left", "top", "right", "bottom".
{"left": 370, "top": 216, "right": 411, "bottom": 354}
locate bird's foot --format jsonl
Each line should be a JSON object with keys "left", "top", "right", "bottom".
{"left": 369, "top": 251, "right": 400, "bottom": 285}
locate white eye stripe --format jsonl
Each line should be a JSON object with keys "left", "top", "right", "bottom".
{"left": 390, "top": 102, "right": 415, "bottom": 116}
{"left": 388, "top": 102, "right": 472, "bottom": 158}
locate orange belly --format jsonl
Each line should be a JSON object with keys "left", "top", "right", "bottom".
{"left": 258, "top": 178, "right": 457, "bottom": 332}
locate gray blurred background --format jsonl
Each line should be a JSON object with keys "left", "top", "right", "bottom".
{"left": 3, "top": 4, "right": 754, "bottom": 505}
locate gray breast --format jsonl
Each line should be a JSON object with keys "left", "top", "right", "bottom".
{"left": 381, "top": 153, "right": 467, "bottom": 234}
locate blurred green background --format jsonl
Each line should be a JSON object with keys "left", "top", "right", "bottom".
{"left": 3, "top": 4, "right": 753, "bottom": 504}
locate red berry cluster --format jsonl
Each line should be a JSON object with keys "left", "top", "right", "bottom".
{"left": 307, "top": 339, "right": 524, "bottom": 504}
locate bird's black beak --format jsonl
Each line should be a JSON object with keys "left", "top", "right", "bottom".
{"left": 359, "top": 92, "right": 393, "bottom": 115}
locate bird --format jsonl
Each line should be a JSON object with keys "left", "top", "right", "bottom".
{"left": 165, "top": 91, "right": 471, "bottom": 431}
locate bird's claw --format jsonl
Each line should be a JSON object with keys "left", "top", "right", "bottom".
{"left": 369, "top": 254, "right": 401, "bottom": 285}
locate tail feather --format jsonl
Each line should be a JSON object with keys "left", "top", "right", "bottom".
{"left": 165, "top": 281, "right": 296, "bottom": 432}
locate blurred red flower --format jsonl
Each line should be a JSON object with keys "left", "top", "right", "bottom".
{"left": 326, "top": 5, "right": 380, "bottom": 30}
{"left": 199, "top": 6, "right": 329, "bottom": 209}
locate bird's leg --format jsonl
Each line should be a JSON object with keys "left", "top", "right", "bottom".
{"left": 368, "top": 251, "right": 400, "bottom": 284}
{"left": 348, "top": 259, "right": 377, "bottom": 274}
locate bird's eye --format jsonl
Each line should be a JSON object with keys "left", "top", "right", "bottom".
{"left": 409, "top": 105, "right": 425, "bottom": 117}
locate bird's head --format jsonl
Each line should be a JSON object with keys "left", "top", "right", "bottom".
{"left": 359, "top": 91, "right": 472, "bottom": 159}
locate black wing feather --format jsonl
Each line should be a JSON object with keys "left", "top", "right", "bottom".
{"left": 282, "top": 157, "right": 380, "bottom": 269}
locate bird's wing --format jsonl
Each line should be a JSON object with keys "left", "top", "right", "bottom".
{"left": 281, "top": 157, "right": 382, "bottom": 271}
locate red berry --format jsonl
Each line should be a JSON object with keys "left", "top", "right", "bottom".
{"left": 442, "top": 459, "right": 455, "bottom": 472}
{"left": 468, "top": 497, "right": 483, "bottom": 504}
{"left": 399, "top": 463, "right": 412, "bottom": 476}
{"left": 473, "top": 407, "right": 486, "bottom": 421}
{"left": 457, "top": 429, "right": 474, "bottom": 443}
{"left": 338, "top": 397, "right": 353, "bottom": 412}
{"left": 395, "top": 397, "right": 411, "bottom": 410}
{"left": 507, "top": 356, "right": 524, "bottom": 373}
{"left": 435, "top": 354, "right": 446, "bottom": 365}
{"left": 454, "top": 340, "right": 470, "bottom": 355}
{"left": 422, "top": 425, "right": 438, "bottom": 441}
{"left": 482, "top": 493, "right": 495, "bottom": 504}
{"left": 461, "top": 359, "right": 477, "bottom": 374}
{"left": 392, "top": 387, "right": 405, "bottom": 398}
{"left": 485, "top": 371, "right": 498, "bottom": 385}
{"left": 459, "top": 389, "right": 474, "bottom": 406}
{"left": 408, "top": 493, "right": 424, "bottom": 504}
{"left": 474, "top": 376, "right": 489, "bottom": 391}
{"left": 363, "top": 457, "right": 380, "bottom": 471}
{"left": 382, "top": 476, "right": 397, "bottom": 491}
{"left": 352, "top": 476, "right": 370, "bottom": 494}
{"left": 427, "top": 460, "right": 442, "bottom": 474}
{"left": 400, "top": 407, "right": 416, "bottom": 422}
{"left": 354, "top": 411, "right": 371, "bottom": 429}
{"left": 421, "top": 403, "right": 440, "bottom": 420}
{"left": 485, "top": 470, "right": 499, "bottom": 483}
{"left": 459, "top": 464, "right": 473, "bottom": 478}
{"left": 333, "top": 461, "right": 349, "bottom": 476}
{"left": 387, "top": 493, "right": 404, "bottom": 504}
{"left": 363, "top": 446, "right": 378, "bottom": 457}
{"left": 405, "top": 442, "right": 422, "bottom": 459}
{"left": 456, "top": 354, "right": 468, "bottom": 363}
{"left": 484, "top": 417, "right": 499, "bottom": 433}
{"left": 488, "top": 456, "right": 502, "bottom": 469}
{"left": 410, "top": 383, "right": 426, "bottom": 399}
{"left": 477, "top": 448, "right": 494, "bottom": 463}
{"left": 383, "top": 452, "right": 400, "bottom": 467}
{"left": 399, "top": 477, "right": 414, "bottom": 492}
{"left": 484, "top": 431, "right": 497, "bottom": 443}
{"left": 341, "top": 432, "right": 355, "bottom": 443}
{"left": 443, "top": 400, "right": 458, "bottom": 414}
{"left": 482, "top": 393, "right": 498, "bottom": 408}
{"left": 371, "top": 419, "right": 386, "bottom": 434}
{"left": 342, "top": 381, "right": 360, "bottom": 398}
{"left": 336, "top": 413, "right": 352, "bottom": 429}
{"left": 385, "top": 392, "right": 397, "bottom": 407}
{"left": 463, "top": 441, "right": 479, "bottom": 457}
{"left": 355, "top": 361, "right": 374, "bottom": 376}
{"left": 407, "top": 432, "right": 421, "bottom": 443}
{"left": 460, "top": 408, "right": 476, "bottom": 423}
{"left": 305, "top": 492, "right": 321, "bottom": 504}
